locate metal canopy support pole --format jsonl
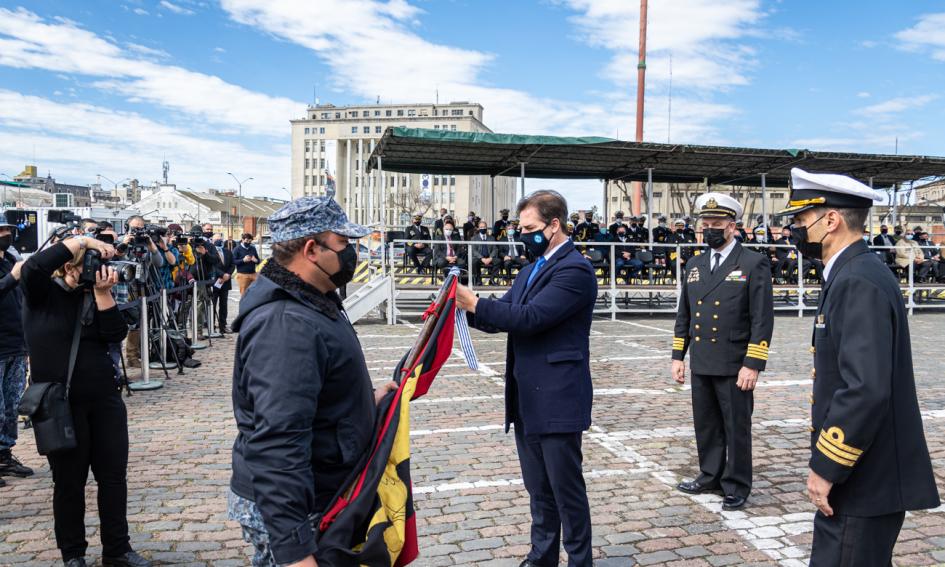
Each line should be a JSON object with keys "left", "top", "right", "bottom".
{"left": 602, "top": 180, "right": 609, "bottom": 226}
{"left": 129, "top": 292, "right": 163, "bottom": 390}
{"left": 368, "top": 139, "right": 376, "bottom": 227}
{"left": 891, "top": 182, "right": 899, "bottom": 229}
{"left": 520, "top": 162, "right": 525, "bottom": 201}
{"left": 647, "top": 168, "right": 654, "bottom": 244}
{"left": 761, "top": 173, "right": 768, "bottom": 233}
{"left": 609, "top": 243, "right": 617, "bottom": 321}
{"left": 379, "top": 155, "right": 387, "bottom": 277}
{"left": 797, "top": 250, "right": 806, "bottom": 318}
{"left": 388, "top": 242, "right": 396, "bottom": 325}
{"left": 490, "top": 176, "right": 495, "bottom": 225}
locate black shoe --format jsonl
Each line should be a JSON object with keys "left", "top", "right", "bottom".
{"left": 519, "top": 561, "right": 543, "bottom": 567}
{"left": 0, "top": 450, "right": 33, "bottom": 477}
{"left": 0, "top": 476, "right": 6, "bottom": 487}
{"left": 64, "top": 559, "right": 87, "bottom": 567}
{"left": 676, "top": 479, "right": 722, "bottom": 495}
{"left": 102, "top": 551, "right": 151, "bottom": 567}
{"left": 722, "top": 495, "right": 748, "bottom": 510}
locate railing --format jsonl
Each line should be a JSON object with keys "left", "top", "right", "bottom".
{"left": 378, "top": 239, "right": 944, "bottom": 323}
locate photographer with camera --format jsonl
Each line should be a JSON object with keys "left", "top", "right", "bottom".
{"left": 0, "top": 222, "right": 31, "bottom": 486}
{"left": 116, "top": 216, "right": 165, "bottom": 369}
{"left": 191, "top": 224, "right": 222, "bottom": 338}
{"left": 154, "top": 231, "right": 179, "bottom": 290}
{"left": 20, "top": 235, "right": 151, "bottom": 567}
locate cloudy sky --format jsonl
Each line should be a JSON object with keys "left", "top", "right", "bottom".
{"left": 2, "top": 0, "right": 944, "bottom": 209}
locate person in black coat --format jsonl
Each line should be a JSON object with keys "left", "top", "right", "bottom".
{"left": 498, "top": 220, "right": 529, "bottom": 280}
{"left": 469, "top": 220, "right": 499, "bottom": 285}
{"left": 432, "top": 219, "right": 467, "bottom": 280}
{"left": 780, "top": 168, "right": 940, "bottom": 567}
{"left": 404, "top": 214, "right": 432, "bottom": 273}
{"left": 672, "top": 193, "right": 774, "bottom": 511}
{"left": 456, "top": 190, "right": 597, "bottom": 567}
{"left": 211, "top": 239, "right": 235, "bottom": 334}
{"left": 21, "top": 236, "right": 151, "bottom": 567}
{"left": 493, "top": 208, "right": 511, "bottom": 241}
{"left": 229, "top": 196, "right": 395, "bottom": 567}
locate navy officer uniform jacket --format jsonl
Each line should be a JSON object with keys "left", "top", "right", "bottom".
{"left": 468, "top": 240, "right": 598, "bottom": 435}
{"left": 673, "top": 241, "right": 774, "bottom": 375}
{"left": 810, "top": 240, "right": 939, "bottom": 516}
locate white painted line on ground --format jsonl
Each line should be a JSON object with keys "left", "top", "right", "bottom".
{"left": 412, "top": 424, "right": 504, "bottom": 436}
{"left": 594, "top": 355, "right": 665, "bottom": 362}
{"left": 413, "top": 394, "right": 505, "bottom": 405}
{"left": 413, "top": 468, "right": 648, "bottom": 495}
{"left": 608, "top": 320, "right": 675, "bottom": 334}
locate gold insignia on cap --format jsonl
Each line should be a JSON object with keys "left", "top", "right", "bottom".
{"left": 706, "top": 198, "right": 718, "bottom": 209}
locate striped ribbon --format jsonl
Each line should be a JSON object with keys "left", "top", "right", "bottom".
{"left": 449, "top": 267, "right": 479, "bottom": 371}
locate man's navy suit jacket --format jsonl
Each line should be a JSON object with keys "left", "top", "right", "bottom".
{"left": 469, "top": 239, "right": 598, "bottom": 436}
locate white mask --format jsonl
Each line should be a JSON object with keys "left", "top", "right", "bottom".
{"left": 444, "top": 229, "right": 453, "bottom": 237}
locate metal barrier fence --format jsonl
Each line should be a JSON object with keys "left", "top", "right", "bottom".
{"left": 380, "top": 239, "right": 945, "bottom": 323}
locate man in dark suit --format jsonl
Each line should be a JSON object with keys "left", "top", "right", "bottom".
{"left": 432, "top": 219, "right": 466, "bottom": 280}
{"left": 462, "top": 211, "right": 478, "bottom": 241}
{"left": 672, "top": 193, "right": 774, "bottom": 511}
{"left": 433, "top": 207, "right": 448, "bottom": 235}
{"left": 607, "top": 210, "right": 626, "bottom": 238}
{"left": 493, "top": 208, "right": 511, "bottom": 241}
{"left": 871, "top": 224, "right": 897, "bottom": 267}
{"left": 780, "top": 168, "right": 940, "bottom": 567}
{"left": 456, "top": 190, "right": 598, "bottom": 567}
{"left": 212, "top": 237, "right": 235, "bottom": 334}
{"left": 500, "top": 219, "right": 529, "bottom": 281}
{"left": 405, "top": 214, "right": 432, "bottom": 273}
{"left": 470, "top": 219, "right": 499, "bottom": 285}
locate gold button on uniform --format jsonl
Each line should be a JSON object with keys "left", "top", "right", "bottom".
{"left": 695, "top": 324, "right": 701, "bottom": 330}
{"left": 697, "top": 300, "right": 703, "bottom": 305}
{"left": 713, "top": 314, "right": 718, "bottom": 320}
{"left": 712, "top": 327, "right": 718, "bottom": 332}
{"left": 810, "top": 346, "right": 816, "bottom": 354}
{"left": 696, "top": 312, "right": 701, "bottom": 318}
{"left": 715, "top": 300, "right": 720, "bottom": 306}
{"left": 711, "top": 338, "right": 717, "bottom": 343}
{"left": 695, "top": 337, "right": 701, "bottom": 342}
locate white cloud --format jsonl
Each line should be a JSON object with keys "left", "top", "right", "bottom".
{"left": 0, "top": 7, "right": 301, "bottom": 137}
{"left": 856, "top": 91, "right": 871, "bottom": 98}
{"left": 159, "top": 1, "right": 195, "bottom": 16}
{"left": 213, "top": 46, "right": 226, "bottom": 53}
{"left": 854, "top": 95, "right": 937, "bottom": 117}
{"left": 126, "top": 42, "right": 170, "bottom": 59}
{"left": 132, "top": 8, "right": 149, "bottom": 16}
{"left": 0, "top": 89, "right": 287, "bottom": 190}
{"left": 895, "top": 12, "right": 945, "bottom": 61}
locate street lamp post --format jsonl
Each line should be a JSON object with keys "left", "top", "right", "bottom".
{"left": 226, "top": 173, "right": 253, "bottom": 236}
{"left": 97, "top": 174, "right": 131, "bottom": 204}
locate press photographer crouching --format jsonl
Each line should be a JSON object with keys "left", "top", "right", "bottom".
{"left": 19, "top": 236, "right": 151, "bottom": 567}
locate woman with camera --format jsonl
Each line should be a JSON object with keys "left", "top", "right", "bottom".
{"left": 21, "top": 236, "right": 151, "bottom": 567}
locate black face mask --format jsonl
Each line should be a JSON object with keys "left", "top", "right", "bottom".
{"left": 881, "top": 229, "right": 888, "bottom": 235}
{"left": 315, "top": 243, "right": 358, "bottom": 288}
{"left": 675, "top": 229, "right": 684, "bottom": 234}
{"left": 894, "top": 230, "right": 903, "bottom": 236}
{"left": 520, "top": 224, "right": 551, "bottom": 258}
{"left": 617, "top": 232, "right": 627, "bottom": 239}
{"left": 790, "top": 214, "right": 827, "bottom": 260}
{"left": 478, "top": 228, "right": 487, "bottom": 235}
{"left": 414, "top": 221, "right": 421, "bottom": 226}
{"left": 502, "top": 215, "right": 508, "bottom": 221}
{"left": 702, "top": 228, "right": 728, "bottom": 250}
{"left": 0, "top": 235, "right": 11, "bottom": 252}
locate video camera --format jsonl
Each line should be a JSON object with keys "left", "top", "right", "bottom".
{"left": 187, "top": 226, "right": 209, "bottom": 248}
{"left": 47, "top": 210, "right": 82, "bottom": 226}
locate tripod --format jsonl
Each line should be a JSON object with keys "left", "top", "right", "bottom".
{"left": 143, "top": 262, "right": 186, "bottom": 375}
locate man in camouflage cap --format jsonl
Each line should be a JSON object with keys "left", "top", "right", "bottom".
{"left": 228, "top": 196, "right": 396, "bottom": 567}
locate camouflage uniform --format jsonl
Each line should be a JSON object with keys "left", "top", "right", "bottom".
{"left": 0, "top": 355, "right": 28, "bottom": 451}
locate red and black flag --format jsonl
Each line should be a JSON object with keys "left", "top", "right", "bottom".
{"left": 314, "top": 270, "right": 464, "bottom": 566}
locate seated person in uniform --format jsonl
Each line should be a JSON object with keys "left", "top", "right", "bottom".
{"left": 499, "top": 220, "right": 529, "bottom": 281}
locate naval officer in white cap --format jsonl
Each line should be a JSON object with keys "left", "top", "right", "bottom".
{"left": 670, "top": 192, "right": 774, "bottom": 511}
{"left": 780, "top": 168, "right": 940, "bottom": 566}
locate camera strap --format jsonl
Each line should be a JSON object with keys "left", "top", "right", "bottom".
{"left": 64, "top": 294, "right": 85, "bottom": 399}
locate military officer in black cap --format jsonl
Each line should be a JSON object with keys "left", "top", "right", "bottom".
{"left": 780, "top": 168, "right": 940, "bottom": 567}
{"left": 405, "top": 214, "right": 431, "bottom": 273}
{"left": 608, "top": 211, "right": 627, "bottom": 238}
{"left": 574, "top": 212, "right": 598, "bottom": 244}
{"left": 493, "top": 208, "right": 511, "bottom": 241}
{"left": 671, "top": 192, "right": 774, "bottom": 511}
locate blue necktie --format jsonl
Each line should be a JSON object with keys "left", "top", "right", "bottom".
{"left": 525, "top": 256, "right": 546, "bottom": 289}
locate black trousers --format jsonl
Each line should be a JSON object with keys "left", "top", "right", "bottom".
{"left": 47, "top": 392, "right": 131, "bottom": 561}
{"left": 810, "top": 511, "right": 905, "bottom": 567}
{"left": 691, "top": 373, "right": 753, "bottom": 499}
{"left": 514, "top": 423, "right": 592, "bottom": 567}
{"left": 212, "top": 285, "right": 229, "bottom": 330}
{"left": 471, "top": 257, "right": 499, "bottom": 284}
{"left": 406, "top": 246, "right": 431, "bottom": 271}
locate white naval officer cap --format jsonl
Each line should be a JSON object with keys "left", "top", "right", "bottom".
{"left": 695, "top": 192, "right": 743, "bottom": 220}
{"left": 777, "top": 168, "right": 883, "bottom": 216}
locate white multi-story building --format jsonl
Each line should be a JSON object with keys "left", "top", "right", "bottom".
{"left": 290, "top": 101, "right": 517, "bottom": 227}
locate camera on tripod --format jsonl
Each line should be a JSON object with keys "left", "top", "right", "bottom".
{"left": 188, "top": 226, "right": 209, "bottom": 248}
{"left": 48, "top": 210, "right": 82, "bottom": 226}
{"left": 79, "top": 248, "right": 140, "bottom": 286}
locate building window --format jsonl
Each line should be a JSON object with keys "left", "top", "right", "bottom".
{"left": 305, "top": 141, "right": 311, "bottom": 152}
{"left": 397, "top": 109, "right": 404, "bottom": 116}
{"left": 355, "top": 177, "right": 360, "bottom": 187}
{"left": 442, "top": 124, "right": 448, "bottom": 130}
{"left": 335, "top": 112, "right": 341, "bottom": 119}
{"left": 319, "top": 159, "right": 325, "bottom": 169}
{"left": 386, "top": 110, "right": 392, "bottom": 117}
{"left": 450, "top": 190, "right": 455, "bottom": 203}
{"left": 434, "top": 125, "right": 440, "bottom": 130}
{"left": 304, "top": 127, "right": 310, "bottom": 134}
{"left": 450, "top": 125, "right": 457, "bottom": 131}
{"left": 363, "top": 126, "right": 370, "bottom": 133}
{"left": 450, "top": 176, "right": 456, "bottom": 186}
{"left": 351, "top": 126, "right": 358, "bottom": 134}
{"left": 320, "top": 112, "right": 329, "bottom": 119}
{"left": 451, "top": 109, "right": 463, "bottom": 116}
{"left": 433, "top": 177, "right": 439, "bottom": 186}
{"left": 375, "top": 126, "right": 382, "bottom": 133}
{"left": 349, "top": 111, "right": 358, "bottom": 117}
{"left": 305, "top": 159, "right": 310, "bottom": 169}
{"left": 304, "top": 175, "right": 309, "bottom": 186}
{"left": 319, "top": 127, "right": 325, "bottom": 134}
{"left": 653, "top": 192, "right": 662, "bottom": 198}
{"left": 363, "top": 110, "right": 370, "bottom": 117}
{"left": 468, "top": 110, "right": 474, "bottom": 116}
{"left": 407, "top": 109, "right": 416, "bottom": 117}
{"left": 374, "top": 110, "right": 380, "bottom": 116}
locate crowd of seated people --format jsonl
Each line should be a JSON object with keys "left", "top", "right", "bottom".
{"left": 399, "top": 209, "right": 945, "bottom": 287}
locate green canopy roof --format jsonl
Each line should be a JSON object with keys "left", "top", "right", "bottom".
{"left": 366, "top": 127, "right": 945, "bottom": 187}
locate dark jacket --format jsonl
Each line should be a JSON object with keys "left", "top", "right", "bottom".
{"left": 433, "top": 233, "right": 467, "bottom": 262}
{"left": 673, "top": 242, "right": 774, "bottom": 375}
{"left": 217, "top": 246, "right": 235, "bottom": 292}
{"left": 233, "top": 243, "right": 261, "bottom": 274}
{"left": 230, "top": 260, "right": 375, "bottom": 564}
{"left": 810, "top": 240, "right": 939, "bottom": 516}
{"left": 470, "top": 233, "right": 498, "bottom": 262}
{"left": 21, "top": 243, "right": 128, "bottom": 402}
{"left": 469, "top": 240, "right": 598, "bottom": 435}
{"left": 191, "top": 245, "right": 222, "bottom": 281}
{"left": 405, "top": 223, "right": 431, "bottom": 245}
{"left": 0, "top": 251, "right": 25, "bottom": 359}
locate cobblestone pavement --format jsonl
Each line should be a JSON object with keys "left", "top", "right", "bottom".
{"left": 3, "top": 311, "right": 945, "bottom": 566}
